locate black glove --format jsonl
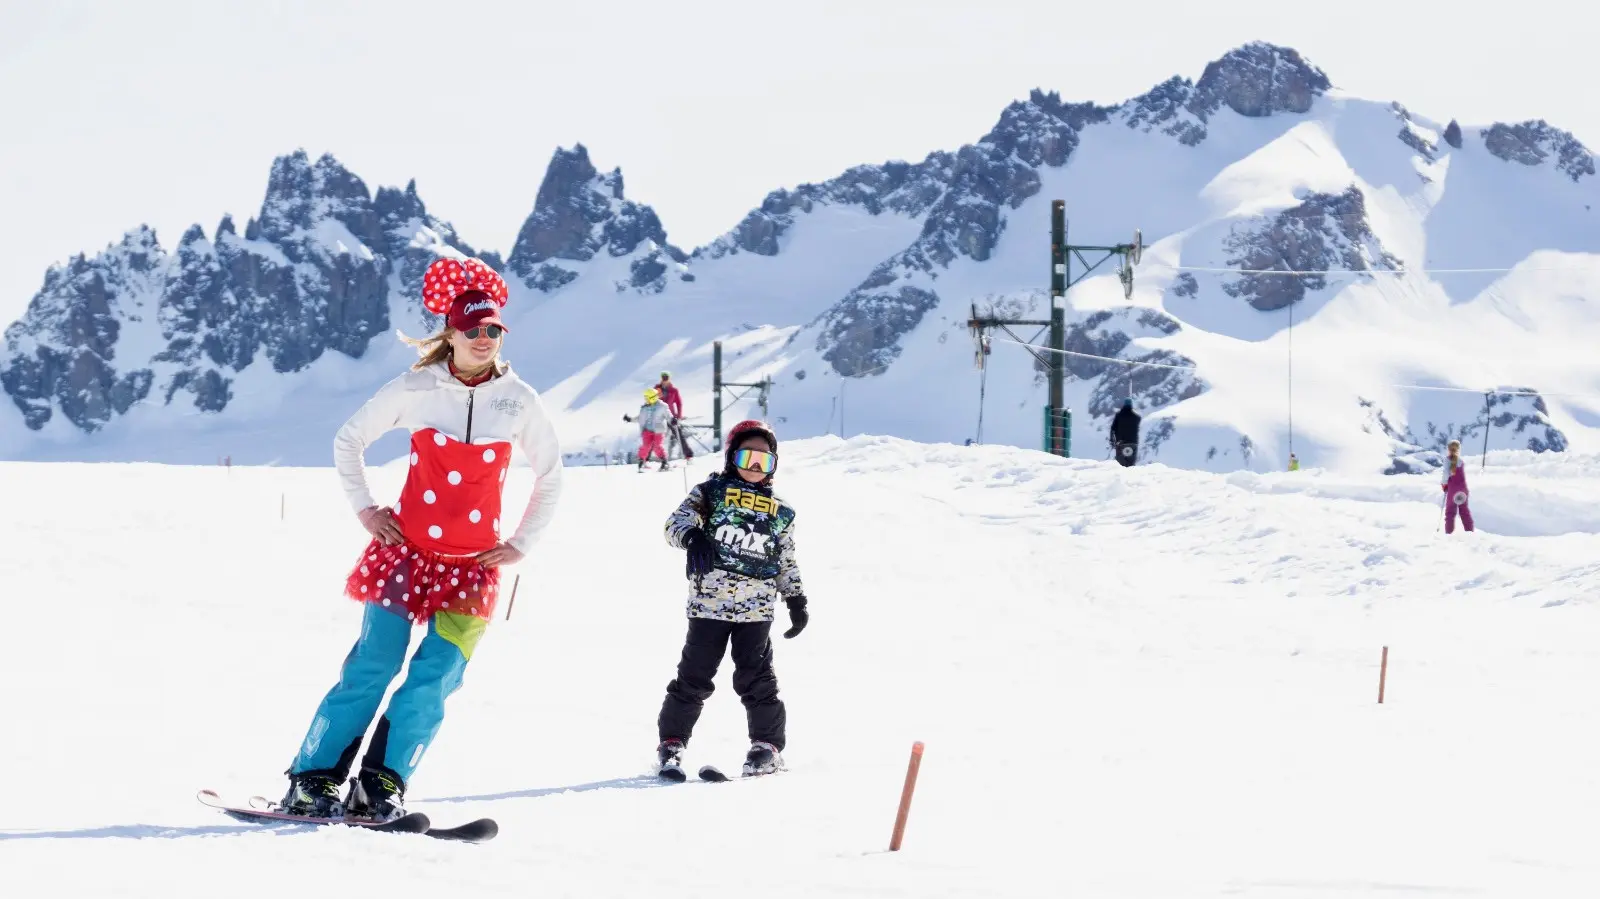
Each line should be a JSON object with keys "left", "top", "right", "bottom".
{"left": 684, "top": 528, "right": 715, "bottom": 578}
{"left": 781, "top": 595, "right": 808, "bottom": 639}
{"left": 622, "top": 414, "right": 633, "bottom": 422}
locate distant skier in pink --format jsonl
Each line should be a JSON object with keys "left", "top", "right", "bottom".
{"left": 655, "top": 371, "right": 684, "bottom": 419}
{"left": 1440, "top": 439, "right": 1474, "bottom": 534}
{"left": 656, "top": 371, "right": 694, "bottom": 460}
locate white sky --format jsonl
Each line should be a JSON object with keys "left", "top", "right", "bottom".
{"left": 1, "top": 0, "right": 1592, "bottom": 325}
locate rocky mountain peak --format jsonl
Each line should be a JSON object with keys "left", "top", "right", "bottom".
{"left": 374, "top": 178, "right": 427, "bottom": 225}
{"left": 0, "top": 150, "right": 496, "bottom": 433}
{"left": 505, "top": 144, "right": 684, "bottom": 294}
{"left": 1189, "top": 42, "right": 1331, "bottom": 119}
{"left": 1480, "top": 120, "right": 1595, "bottom": 181}
{"left": 252, "top": 150, "right": 389, "bottom": 263}
{"left": 1220, "top": 186, "right": 1402, "bottom": 311}
{"left": 375, "top": 177, "right": 497, "bottom": 322}
{"left": 1122, "top": 42, "right": 1331, "bottom": 146}
{"left": 982, "top": 92, "right": 1112, "bottom": 166}
{"left": 1443, "top": 119, "right": 1464, "bottom": 149}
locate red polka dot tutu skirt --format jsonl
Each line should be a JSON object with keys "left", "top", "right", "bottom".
{"left": 345, "top": 537, "right": 501, "bottom": 622}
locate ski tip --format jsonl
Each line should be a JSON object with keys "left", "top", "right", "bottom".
{"left": 431, "top": 818, "right": 499, "bottom": 842}
{"left": 657, "top": 767, "right": 687, "bottom": 783}
{"left": 697, "top": 765, "right": 729, "bottom": 783}
{"left": 196, "top": 788, "right": 234, "bottom": 810}
{"left": 382, "top": 813, "right": 432, "bottom": 833}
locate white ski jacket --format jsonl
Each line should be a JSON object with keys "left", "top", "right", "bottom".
{"left": 635, "top": 401, "right": 673, "bottom": 434}
{"left": 333, "top": 360, "right": 565, "bottom": 555}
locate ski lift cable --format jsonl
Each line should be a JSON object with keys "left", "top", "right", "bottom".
{"left": 988, "top": 337, "right": 1199, "bottom": 371}
{"left": 1167, "top": 264, "right": 1578, "bottom": 276}
{"left": 988, "top": 337, "right": 1600, "bottom": 399}
{"left": 1386, "top": 383, "right": 1600, "bottom": 399}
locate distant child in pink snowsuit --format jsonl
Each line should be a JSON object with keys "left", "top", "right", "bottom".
{"left": 624, "top": 387, "right": 672, "bottom": 472}
{"left": 1441, "top": 439, "right": 1474, "bottom": 534}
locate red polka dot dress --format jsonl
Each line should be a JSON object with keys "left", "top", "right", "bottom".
{"left": 344, "top": 427, "right": 513, "bottom": 622}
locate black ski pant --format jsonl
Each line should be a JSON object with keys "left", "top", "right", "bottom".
{"left": 670, "top": 420, "right": 694, "bottom": 459}
{"left": 658, "top": 617, "right": 786, "bottom": 750}
{"left": 1114, "top": 441, "right": 1137, "bottom": 467}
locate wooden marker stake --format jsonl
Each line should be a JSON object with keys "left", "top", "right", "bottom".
{"left": 1378, "top": 645, "right": 1389, "bottom": 704}
{"left": 889, "top": 741, "right": 925, "bottom": 851}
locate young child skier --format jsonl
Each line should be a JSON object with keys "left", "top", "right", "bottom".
{"left": 623, "top": 387, "right": 672, "bottom": 472}
{"left": 655, "top": 419, "right": 808, "bottom": 780}
{"left": 1441, "top": 438, "right": 1475, "bottom": 534}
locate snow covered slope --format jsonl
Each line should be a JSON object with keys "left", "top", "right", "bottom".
{"left": 3, "top": 42, "right": 1596, "bottom": 475}
{"left": 4, "top": 440, "right": 1600, "bottom": 896}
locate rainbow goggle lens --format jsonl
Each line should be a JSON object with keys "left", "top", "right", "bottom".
{"left": 733, "top": 448, "right": 777, "bottom": 474}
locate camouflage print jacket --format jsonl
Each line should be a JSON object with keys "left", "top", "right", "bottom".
{"left": 664, "top": 473, "right": 804, "bottom": 622}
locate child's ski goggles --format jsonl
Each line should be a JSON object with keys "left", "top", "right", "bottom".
{"left": 733, "top": 448, "right": 776, "bottom": 474}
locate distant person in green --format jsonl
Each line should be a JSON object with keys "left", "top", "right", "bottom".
{"left": 1288, "top": 453, "right": 1299, "bottom": 471}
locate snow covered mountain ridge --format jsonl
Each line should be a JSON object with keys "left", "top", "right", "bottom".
{"left": 3, "top": 41, "right": 1596, "bottom": 475}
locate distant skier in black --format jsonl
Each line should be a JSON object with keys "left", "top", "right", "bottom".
{"left": 654, "top": 419, "right": 808, "bottom": 781}
{"left": 1110, "top": 398, "right": 1140, "bottom": 467}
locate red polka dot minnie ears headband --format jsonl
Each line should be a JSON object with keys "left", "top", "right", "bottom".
{"left": 421, "top": 257, "right": 511, "bottom": 333}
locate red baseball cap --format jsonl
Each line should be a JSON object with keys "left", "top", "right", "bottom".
{"left": 447, "top": 290, "right": 508, "bottom": 333}
{"left": 421, "top": 256, "right": 510, "bottom": 333}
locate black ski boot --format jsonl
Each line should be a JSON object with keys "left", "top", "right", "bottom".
{"left": 657, "top": 738, "right": 687, "bottom": 782}
{"left": 279, "top": 771, "right": 344, "bottom": 818}
{"left": 743, "top": 740, "right": 784, "bottom": 777}
{"left": 344, "top": 767, "right": 408, "bottom": 822}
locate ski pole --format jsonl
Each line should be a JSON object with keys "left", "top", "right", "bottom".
{"left": 504, "top": 574, "right": 521, "bottom": 621}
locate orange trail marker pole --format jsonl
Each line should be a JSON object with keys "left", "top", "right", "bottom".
{"left": 1378, "top": 646, "right": 1389, "bottom": 704}
{"left": 504, "top": 574, "right": 521, "bottom": 621}
{"left": 889, "top": 741, "right": 925, "bottom": 851}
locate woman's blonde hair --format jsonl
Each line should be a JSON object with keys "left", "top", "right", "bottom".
{"left": 400, "top": 326, "right": 456, "bottom": 371}
{"left": 398, "top": 326, "right": 505, "bottom": 376}
{"left": 1448, "top": 439, "right": 1461, "bottom": 451}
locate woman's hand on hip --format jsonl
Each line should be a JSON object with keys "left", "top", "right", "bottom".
{"left": 359, "top": 506, "right": 405, "bottom": 545}
{"left": 475, "top": 542, "right": 525, "bottom": 568}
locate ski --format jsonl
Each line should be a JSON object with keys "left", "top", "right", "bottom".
{"left": 657, "top": 765, "right": 687, "bottom": 783}
{"left": 197, "top": 789, "right": 430, "bottom": 834}
{"left": 697, "top": 764, "right": 784, "bottom": 782}
{"left": 197, "top": 789, "right": 497, "bottom": 842}
{"left": 423, "top": 817, "right": 499, "bottom": 843}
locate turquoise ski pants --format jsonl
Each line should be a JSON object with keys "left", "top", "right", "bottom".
{"left": 289, "top": 601, "right": 485, "bottom": 787}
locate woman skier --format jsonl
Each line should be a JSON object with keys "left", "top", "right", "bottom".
{"left": 1441, "top": 438, "right": 1474, "bottom": 534}
{"left": 654, "top": 420, "right": 808, "bottom": 781}
{"left": 278, "top": 256, "right": 565, "bottom": 821}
